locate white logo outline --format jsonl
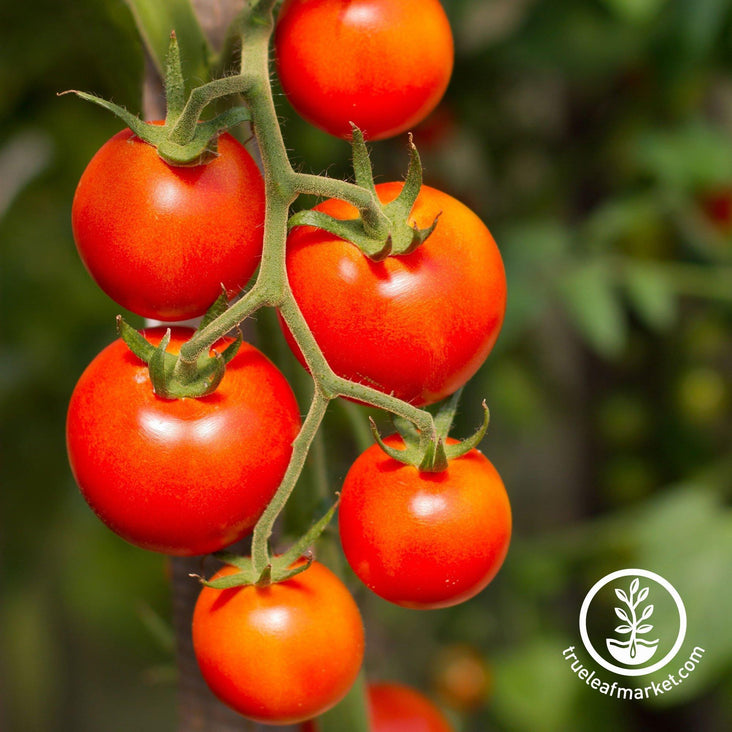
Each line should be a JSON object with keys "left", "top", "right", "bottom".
{"left": 579, "top": 568, "right": 687, "bottom": 677}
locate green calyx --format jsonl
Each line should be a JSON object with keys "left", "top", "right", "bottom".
{"left": 370, "top": 389, "right": 491, "bottom": 473}
{"left": 191, "top": 499, "right": 340, "bottom": 589}
{"left": 117, "top": 295, "right": 242, "bottom": 399}
{"left": 288, "top": 127, "right": 440, "bottom": 261}
{"left": 60, "top": 32, "right": 250, "bottom": 165}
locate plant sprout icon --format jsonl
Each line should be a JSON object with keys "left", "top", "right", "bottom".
{"left": 605, "top": 577, "right": 660, "bottom": 666}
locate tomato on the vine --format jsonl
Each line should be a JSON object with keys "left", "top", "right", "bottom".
{"left": 193, "top": 560, "right": 365, "bottom": 725}
{"left": 66, "top": 328, "right": 301, "bottom": 556}
{"left": 282, "top": 182, "right": 506, "bottom": 406}
{"left": 338, "top": 436, "right": 512, "bottom": 609}
{"left": 275, "top": 0, "right": 454, "bottom": 140}
{"left": 302, "top": 681, "right": 454, "bottom": 731}
{"left": 71, "top": 129, "right": 265, "bottom": 321}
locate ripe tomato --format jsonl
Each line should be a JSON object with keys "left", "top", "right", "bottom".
{"left": 66, "top": 328, "right": 301, "bottom": 556}
{"left": 301, "top": 681, "right": 454, "bottom": 731}
{"left": 700, "top": 187, "right": 732, "bottom": 232}
{"left": 338, "top": 436, "right": 511, "bottom": 609}
{"left": 71, "top": 129, "right": 265, "bottom": 321}
{"left": 432, "top": 645, "right": 491, "bottom": 711}
{"left": 193, "top": 560, "right": 365, "bottom": 724}
{"left": 283, "top": 183, "right": 506, "bottom": 406}
{"left": 275, "top": 0, "right": 454, "bottom": 140}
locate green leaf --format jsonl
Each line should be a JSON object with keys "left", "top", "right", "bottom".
{"left": 601, "top": 0, "right": 667, "bottom": 24}
{"left": 634, "top": 124, "right": 732, "bottom": 189}
{"left": 623, "top": 263, "right": 677, "bottom": 331}
{"left": 557, "top": 262, "right": 627, "bottom": 358}
{"left": 492, "top": 639, "right": 602, "bottom": 732}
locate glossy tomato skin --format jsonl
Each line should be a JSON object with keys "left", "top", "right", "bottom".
{"left": 338, "top": 436, "right": 512, "bottom": 609}
{"left": 275, "top": 0, "right": 454, "bottom": 140}
{"left": 66, "top": 328, "right": 301, "bottom": 556}
{"left": 302, "top": 681, "right": 454, "bottom": 732}
{"left": 283, "top": 183, "right": 506, "bottom": 406}
{"left": 71, "top": 129, "right": 265, "bottom": 321}
{"left": 193, "top": 561, "right": 365, "bottom": 725}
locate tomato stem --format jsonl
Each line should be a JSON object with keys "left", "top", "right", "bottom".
{"left": 251, "top": 392, "right": 330, "bottom": 576}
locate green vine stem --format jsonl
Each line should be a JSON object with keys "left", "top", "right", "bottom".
{"left": 250, "top": 391, "right": 330, "bottom": 575}
{"left": 124, "top": 1, "right": 446, "bottom": 729}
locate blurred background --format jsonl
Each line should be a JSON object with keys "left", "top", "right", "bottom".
{"left": 1, "top": 0, "right": 731, "bottom": 730}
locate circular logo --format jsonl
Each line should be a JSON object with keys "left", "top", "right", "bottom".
{"left": 579, "top": 568, "right": 686, "bottom": 677}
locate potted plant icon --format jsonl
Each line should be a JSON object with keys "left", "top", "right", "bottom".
{"left": 606, "top": 577, "right": 660, "bottom": 665}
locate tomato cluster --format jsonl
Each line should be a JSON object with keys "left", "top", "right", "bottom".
{"left": 65, "top": 0, "right": 510, "bottom": 727}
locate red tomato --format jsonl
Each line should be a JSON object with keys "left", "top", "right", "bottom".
{"left": 275, "top": 0, "right": 454, "bottom": 140}
{"left": 282, "top": 182, "right": 506, "bottom": 406}
{"left": 700, "top": 187, "right": 732, "bottom": 232}
{"left": 71, "top": 129, "right": 265, "bottom": 321}
{"left": 302, "top": 681, "right": 454, "bottom": 731}
{"left": 66, "top": 328, "right": 301, "bottom": 556}
{"left": 338, "top": 436, "right": 512, "bottom": 609}
{"left": 193, "top": 560, "right": 365, "bottom": 724}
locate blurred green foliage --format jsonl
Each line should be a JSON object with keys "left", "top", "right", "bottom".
{"left": 1, "top": 0, "right": 731, "bottom": 730}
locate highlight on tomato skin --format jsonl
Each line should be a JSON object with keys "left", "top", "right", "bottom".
{"left": 282, "top": 182, "right": 507, "bottom": 407}
{"left": 338, "top": 435, "right": 512, "bottom": 609}
{"left": 301, "top": 681, "right": 455, "bottom": 731}
{"left": 65, "top": 327, "right": 301, "bottom": 556}
{"left": 192, "top": 560, "right": 366, "bottom": 725}
{"left": 71, "top": 128, "right": 266, "bottom": 321}
{"left": 275, "top": 0, "right": 454, "bottom": 140}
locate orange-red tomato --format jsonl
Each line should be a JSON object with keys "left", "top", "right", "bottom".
{"left": 275, "top": 0, "right": 454, "bottom": 140}
{"left": 338, "top": 436, "right": 512, "bottom": 609}
{"left": 283, "top": 183, "right": 506, "bottom": 406}
{"left": 193, "top": 561, "right": 365, "bottom": 725}
{"left": 66, "top": 328, "right": 301, "bottom": 555}
{"left": 71, "top": 129, "right": 265, "bottom": 321}
{"left": 432, "top": 645, "right": 492, "bottom": 711}
{"left": 302, "top": 681, "right": 454, "bottom": 731}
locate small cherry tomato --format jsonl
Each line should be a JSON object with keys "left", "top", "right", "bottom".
{"left": 71, "top": 129, "right": 265, "bottom": 321}
{"left": 432, "top": 645, "right": 491, "bottom": 711}
{"left": 66, "top": 328, "right": 301, "bottom": 555}
{"left": 699, "top": 187, "right": 732, "bottom": 231}
{"left": 302, "top": 681, "right": 454, "bottom": 731}
{"left": 338, "top": 436, "right": 512, "bottom": 609}
{"left": 193, "top": 560, "right": 365, "bottom": 725}
{"left": 283, "top": 182, "right": 506, "bottom": 406}
{"left": 275, "top": 0, "right": 454, "bottom": 140}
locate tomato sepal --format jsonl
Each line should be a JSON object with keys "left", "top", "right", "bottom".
{"left": 116, "top": 314, "right": 242, "bottom": 399}
{"left": 287, "top": 128, "right": 439, "bottom": 261}
{"left": 193, "top": 498, "right": 339, "bottom": 589}
{"left": 61, "top": 33, "right": 251, "bottom": 165}
{"left": 369, "top": 392, "right": 491, "bottom": 472}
